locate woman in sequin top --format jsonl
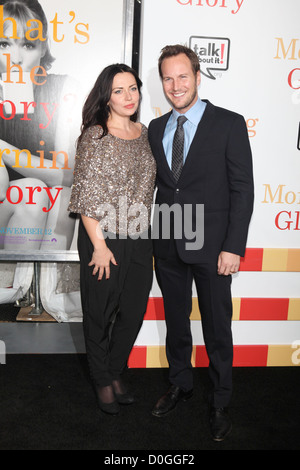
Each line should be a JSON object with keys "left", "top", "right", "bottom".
{"left": 68, "top": 64, "right": 156, "bottom": 415}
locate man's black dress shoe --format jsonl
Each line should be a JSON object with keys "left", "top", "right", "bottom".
{"left": 209, "top": 407, "right": 232, "bottom": 441}
{"left": 152, "top": 385, "right": 193, "bottom": 417}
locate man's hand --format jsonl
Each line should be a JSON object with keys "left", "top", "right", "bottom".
{"left": 217, "top": 251, "right": 240, "bottom": 276}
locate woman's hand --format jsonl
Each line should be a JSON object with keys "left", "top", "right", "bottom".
{"left": 89, "top": 244, "right": 117, "bottom": 280}
{"left": 81, "top": 215, "right": 118, "bottom": 280}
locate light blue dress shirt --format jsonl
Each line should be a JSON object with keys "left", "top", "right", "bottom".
{"left": 162, "top": 98, "right": 207, "bottom": 168}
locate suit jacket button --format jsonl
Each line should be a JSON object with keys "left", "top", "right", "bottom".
{"left": 175, "top": 188, "right": 180, "bottom": 193}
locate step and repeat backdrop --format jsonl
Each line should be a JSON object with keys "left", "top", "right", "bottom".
{"left": 0, "top": 0, "right": 299, "bottom": 366}
{"left": 135, "top": 0, "right": 300, "bottom": 367}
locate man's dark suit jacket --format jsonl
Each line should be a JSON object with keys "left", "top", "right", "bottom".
{"left": 148, "top": 99, "right": 254, "bottom": 264}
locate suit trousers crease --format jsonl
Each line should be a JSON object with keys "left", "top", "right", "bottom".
{"left": 155, "top": 243, "right": 233, "bottom": 408}
{"left": 78, "top": 220, "right": 153, "bottom": 387}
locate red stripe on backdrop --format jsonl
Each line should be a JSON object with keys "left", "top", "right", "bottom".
{"left": 128, "top": 345, "right": 269, "bottom": 368}
{"left": 195, "top": 345, "right": 269, "bottom": 367}
{"left": 239, "top": 298, "right": 289, "bottom": 321}
{"left": 128, "top": 346, "right": 147, "bottom": 368}
{"left": 144, "top": 297, "right": 165, "bottom": 320}
{"left": 239, "top": 248, "right": 264, "bottom": 271}
{"left": 145, "top": 297, "right": 292, "bottom": 321}
{"left": 194, "top": 345, "right": 209, "bottom": 367}
{"left": 233, "top": 345, "right": 269, "bottom": 366}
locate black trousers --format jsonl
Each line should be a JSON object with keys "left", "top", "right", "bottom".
{"left": 78, "top": 221, "right": 153, "bottom": 387}
{"left": 155, "top": 243, "right": 233, "bottom": 408}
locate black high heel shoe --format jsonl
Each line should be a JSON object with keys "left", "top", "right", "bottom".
{"left": 112, "top": 379, "right": 135, "bottom": 405}
{"left": 95, "top": 385, "right": 120, "bottom": 415}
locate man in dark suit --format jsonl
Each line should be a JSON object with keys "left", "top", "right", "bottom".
{"left": 148, "top": 45, "right": 254, "bottom": 441}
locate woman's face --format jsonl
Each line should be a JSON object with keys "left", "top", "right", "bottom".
{"left": 108, "top": 72, "right": 140, "bottom": 119}
{"left": 0, "top": 21, "right": 45, "bottom": 74}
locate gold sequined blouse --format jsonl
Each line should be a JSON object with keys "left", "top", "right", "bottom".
{"left": 68, "top": 124, "right": 156, "bottom": 236}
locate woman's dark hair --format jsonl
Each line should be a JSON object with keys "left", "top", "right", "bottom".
{"left": 0, "top": 0, "right": 55, "bottom": 70}
{"left": 79, "top": 63, "right": 143, "bottom": 141}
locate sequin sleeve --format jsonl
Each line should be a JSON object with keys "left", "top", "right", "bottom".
{"left": 68, "top": 123, "right": 156, "bottom": 235}
{"left": 68, "top": 126, "right": 104, "bottom": 220}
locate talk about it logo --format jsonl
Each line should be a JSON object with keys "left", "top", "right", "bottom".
{"left": 189, "top": 36, "right": 230, "bottom": 80}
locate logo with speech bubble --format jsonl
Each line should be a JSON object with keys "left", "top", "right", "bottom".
{"left": 189, "top": 36, "right": 230, "bottom": 80}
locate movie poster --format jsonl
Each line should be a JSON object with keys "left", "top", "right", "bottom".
{"left": 0, "top": 0, "right": 125, "bottom": 313}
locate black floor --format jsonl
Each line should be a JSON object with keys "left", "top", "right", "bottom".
{"left": 0, "top": 303, "right": 20, "bottom": 322}
{"left": 0, "top": 354, "right": 299, "bottom": 451}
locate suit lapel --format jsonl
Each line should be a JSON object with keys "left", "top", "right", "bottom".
{"left": 179, "top": 100, "right": 215, "bottom": 182}
{"left": 156, "top": 111, "right": 176, "bottom": 183}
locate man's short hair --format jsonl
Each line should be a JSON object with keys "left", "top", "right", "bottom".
{"left": 158, "top": 44, "right": 200, "bottom": 78}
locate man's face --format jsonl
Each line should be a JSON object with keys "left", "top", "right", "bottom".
{"left": 161, "top": 53, "right": 200, "bottom": 114}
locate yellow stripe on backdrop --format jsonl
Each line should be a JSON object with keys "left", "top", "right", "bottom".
{"left": 267, "top": 345, "right": 300, "bottom": 367}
